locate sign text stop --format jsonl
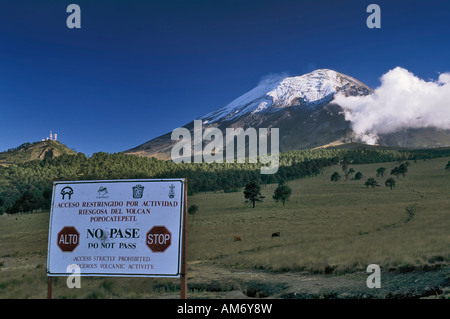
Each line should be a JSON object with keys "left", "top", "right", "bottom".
{"left": 57, "top": 226, "right": 80, "bottom": 252}
{"left": 146, "top": 226, "right": 171, "bottom": 252}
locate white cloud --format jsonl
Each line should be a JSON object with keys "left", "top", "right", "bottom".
{"left": 333, "top": 67, "right": 450, "bottom": 144}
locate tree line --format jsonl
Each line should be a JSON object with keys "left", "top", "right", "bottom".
{"left": 1, "top": 147, "right": 450, "bottom": 214}
{"left": 330, "top": 161, "right": 413, "bottom": 190}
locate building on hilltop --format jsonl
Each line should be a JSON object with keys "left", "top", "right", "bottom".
{"left": 42, "top": 130, "right": 58, "bottom": 142}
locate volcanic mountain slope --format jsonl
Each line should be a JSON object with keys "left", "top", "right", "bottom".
{"left": 125, "top": 69, "right": 450, "bottom": 159}
{"left": 198, "top": 69, "right": 371, "bottom": 123}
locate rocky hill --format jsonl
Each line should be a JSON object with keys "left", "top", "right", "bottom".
{"left": 0, "top": 140, "right": 77, "bottom": 166}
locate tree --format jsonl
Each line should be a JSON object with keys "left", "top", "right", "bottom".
{"left": 390, "top": 167, "right": 400, "bottom": 178}
{"left": 6, "top": 191, "right": 39, "bottom": 214}
{"left": 188, "top": 204, "right": 199, "bottom": 221}
{"left": 398, "top": 164, "right": 408, "bottom": 178}
{"left": 345, "top": 167, "right": 355, "bottom": 180}
{"left": 42, "top": 188, "right": 52, "bottom": 210}
{"left": 341, "top": 158, "right": 350, "bottom": 180}
{"left": 243, "top": 180, "right": 264, "bottom": 208}
{"left": 365, "top": 177, "right": 379, "bottom": 188}
{"left": 331, "top": 172, "right": 341, "bottom": 182}
{"left": 341, "top": 159, "right": 353, "bottom": 180}
{"left": 385, "top": 178, "right": 396, "bottom": 190}
{"left": 376, "top": 167, "right": 386, "bottom": 178}
{"left": 446, "top": 161, "right": 450, "bottom": 170}
{"left": 342, "top": 162, "right": 348, "bottom": 173}
{"left": 354, "top": 172, "right": 363, "bottom": 180}
{"left": 272, "top": 185, "right": 292, "bottom": 206}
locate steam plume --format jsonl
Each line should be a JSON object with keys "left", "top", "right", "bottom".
{"left": 333, "top": 67, "right": 450, "bottom": 144}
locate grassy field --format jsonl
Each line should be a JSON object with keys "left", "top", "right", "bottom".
{"left": 1, "top": 156, "right": 449, "bottom": 298}
{"left": 187, "top": 156, "right": 450, "bottom": 273}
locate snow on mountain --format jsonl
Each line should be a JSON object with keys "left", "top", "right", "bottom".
{"left": 200, "top": 69, "right": 371, "bottom": 123}
{"left": 125, "top": 68, "right": 450, "bottom": 158}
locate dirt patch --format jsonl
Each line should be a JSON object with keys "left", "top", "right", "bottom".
{"left": 186, "top": 261, "right": 450, "bottom": 299}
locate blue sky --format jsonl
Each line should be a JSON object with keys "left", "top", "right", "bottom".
{"left": 1, "top": 0, "right": 449, "bottom": 155}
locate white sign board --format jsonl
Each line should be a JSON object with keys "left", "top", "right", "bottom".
{"left": 47, "top": 179, "right": 185, "bottom": 277}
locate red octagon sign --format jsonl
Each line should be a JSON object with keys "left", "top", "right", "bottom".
{"left": 146, "top": 226, "right": 171, "bottom": 252}
{"left": 57, "top": 226, "right": 80, "bottom": 252}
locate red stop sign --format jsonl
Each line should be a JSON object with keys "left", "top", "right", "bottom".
{"left": 146, "top": 226, "right": 171, "bottom": 252}
{"left": 57, "top": 226, "right": 80, "bottom": 252}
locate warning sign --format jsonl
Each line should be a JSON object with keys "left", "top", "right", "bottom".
{"left": 47, "top": 179, "right": 185, "bottom": 277}
{"left": 146, "top": 226, "right": 172, "bottom": 252}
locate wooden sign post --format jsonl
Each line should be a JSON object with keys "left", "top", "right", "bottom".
{"left": 180, "top": 178, "right": 188, "bottom": 299}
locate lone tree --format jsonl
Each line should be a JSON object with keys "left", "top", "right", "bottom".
{"left": 376, "top": 167, "right": 386, "bottom": 178}
{"left": 365, "top": 177, "right": 379, "bottom": 188}
{"left": 188, "top": 204, "right": 199, "bottom": 221}
{"left": 346, "top": 168, "right": 355, "bottom": 180}
{"left": 273, "top": 185, "right": 292, "bottom": 206}
{"left": 446, "top": 161, "right": 450, "bottom": 170}
{"left": 244, "top": 180, "right": 264, "bottom": 208}
{"left": 342, "top": 161, "right": 348, "bottom": 173}
{"left": 385, "top": 178, "right": 396, "bottom": 190}
{"left": 341, "top": 158, "right": 353, "bottom": 180}
{"left": 331, "top": 172, "right": 341, "bottom": 182}
{"left": 354, "top": 171, "right": 363, "bottom": 180}
{"left": 398, "top": 164, "right": 408, "bottom": 178}
{"left": 390, "top": 167, "right": 400, "bottom": 178}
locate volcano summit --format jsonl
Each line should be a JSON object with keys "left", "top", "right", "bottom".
{"left": 125, "top": 69, "right": 450, "bottom": 160}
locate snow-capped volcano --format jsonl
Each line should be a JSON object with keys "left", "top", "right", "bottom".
{"left": 200, "top": 69, "right": 371, "bottom": 123}
{"left": 125, "top": 68, "right": 450, "bottom": 160}
{"left": 125, "top": 69, "right": 373, "bottom": 159}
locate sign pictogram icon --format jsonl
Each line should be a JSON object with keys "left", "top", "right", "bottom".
{"left": 61, "top": 186, "right": 74, "bottom": 200}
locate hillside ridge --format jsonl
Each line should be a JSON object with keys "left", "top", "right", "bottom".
{"left": 0, "top": 140, "right": 77, "bottom": 166}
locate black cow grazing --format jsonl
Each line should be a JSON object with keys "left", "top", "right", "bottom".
{"left": 271, "top": 232, "right": 280, "bottom": 237}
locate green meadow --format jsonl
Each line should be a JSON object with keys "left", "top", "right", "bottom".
{"left": 1, "top": 156, "right": 449, "bottom": 298}
{"left": 187, "top": 156, "right": 450, "bottom": 273}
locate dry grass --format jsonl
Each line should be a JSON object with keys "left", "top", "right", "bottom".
{"left": 187, "top": 157, "right": 450, "bottom": 273}
{"left": 1, "top": 156, "right": 449, "bottom": 298}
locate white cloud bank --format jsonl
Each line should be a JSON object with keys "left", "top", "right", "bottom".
{"left": 333, "top": 67, "right": 450, "bottom": 144}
